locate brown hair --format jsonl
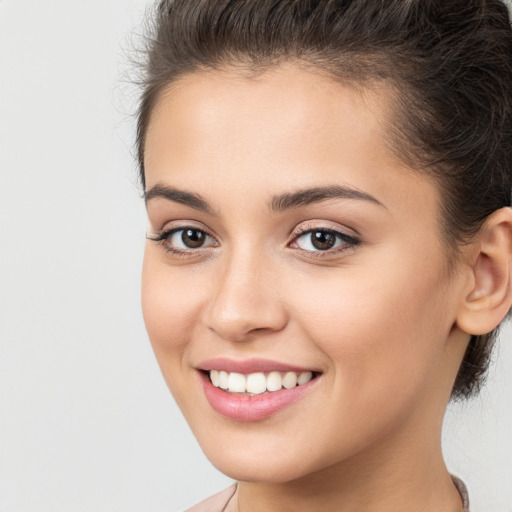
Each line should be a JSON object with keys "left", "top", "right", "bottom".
{"left": 136, "top": 0, "right": 512, "bottom": 399}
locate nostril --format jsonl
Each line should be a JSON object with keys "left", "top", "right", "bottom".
{"left": 201, "top": 273, "right": 289, "bottom": 342}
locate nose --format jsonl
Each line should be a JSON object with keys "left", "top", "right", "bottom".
{"left": 202, "top": 249, "right": 288, "bottom": 342}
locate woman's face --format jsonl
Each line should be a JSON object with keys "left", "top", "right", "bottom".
{"left": 142, "top": 66, "right": 468, "bottom": 482}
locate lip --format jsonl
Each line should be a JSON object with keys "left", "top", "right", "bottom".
{"left": 197, "top": 357, "right": 319, "bottom": 374}
{"left": 198, "top": 367, "right": 321, "bottom": 422}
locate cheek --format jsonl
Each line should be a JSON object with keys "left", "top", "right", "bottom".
{"left": 141, "top": 249, "right": 212, "bottom": 415}
{"left": 141, "top": 250, "right": 201, "bottom": 363}
{"left": 274, "top": 260, "right": 456, "bottom": 466}
{"left": 290, "top": 257, "right": 454, "bottom": 401}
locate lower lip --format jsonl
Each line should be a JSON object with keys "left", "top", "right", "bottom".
{"left": 200, "top": 372, "right": 319, "bottom": 422}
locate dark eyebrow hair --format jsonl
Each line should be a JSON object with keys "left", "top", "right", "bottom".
{"left": 145, "top": 183, "right": 384, "bottom": 215}
{"left": 269, "top": 185, "right": 384, "bottom": 212}
{"left": 145, "top": 183, "right": 214, "bottom": 215}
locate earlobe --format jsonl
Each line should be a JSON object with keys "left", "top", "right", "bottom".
{"left": 456, "top": 207, "right": 512, "bottom": 336}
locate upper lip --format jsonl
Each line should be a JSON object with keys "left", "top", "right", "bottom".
{"left": 196, "top": 358, "right": 320, "bottom": 374}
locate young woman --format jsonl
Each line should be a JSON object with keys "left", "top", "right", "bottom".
{"left": 136, "top": 1, "right": 512, "bottom": 510}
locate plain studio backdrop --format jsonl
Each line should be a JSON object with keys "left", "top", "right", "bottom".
{"left": 0, "top": 1, "right": 511, "bottom": 511}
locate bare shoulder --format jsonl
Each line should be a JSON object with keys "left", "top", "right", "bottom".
{"left": 183, "top": 485, "right": 237, "bottom": 512}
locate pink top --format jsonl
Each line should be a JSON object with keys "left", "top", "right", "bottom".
{"left": 184, "top": 485, "right": 237, "bottom": 512}
{"left": 184, "top": 478, "right": 470, "bottom": 511}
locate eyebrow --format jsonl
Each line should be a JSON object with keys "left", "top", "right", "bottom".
{"left": 144, "top": 183, "right": 384, "bottom": 214}
{"left": 269, "top": 185, "right": 385, "bottom": 212}
{"left": 145, "top": 183, "right": 215, "bottom": 215}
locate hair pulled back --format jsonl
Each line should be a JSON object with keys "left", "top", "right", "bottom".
{"left": 136, "top": 0, "right": 512, "bottom": 400}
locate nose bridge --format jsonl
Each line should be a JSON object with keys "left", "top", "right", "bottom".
{"left": 204, "top": 243, "right": 287, "bottom": 342}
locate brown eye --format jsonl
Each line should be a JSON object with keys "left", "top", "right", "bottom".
{"left": 181, "top": 228, "right": 206, "bottom": 248}
{"left": 310, "top": 231, "right": 336, "bottom": 250}
{"left": 148, "top": 227, "right": 217, "bottom": 252}
{"left": 292, "top": 228, "right": 359, "bottom": 254}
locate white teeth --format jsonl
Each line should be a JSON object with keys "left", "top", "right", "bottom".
{"left": 219, "top": 370, "right": 229, "bottom": 390}
{"left": 246, "top": 372, "right": 267, "bottom": 395}
{"left": 228, "top": 372, "right": 246, "bottom": 393}
{"left": 210, "top": 369, "right": 220, "bottom": 387}
{"left": 298, "top": 371, "right": 313, "bottom": 385}
{"left": 282, "top": 371, "right": 298, "bottom": 389}
{"left": 266, "top": 371, "right": 282, "bottom": 392}
{"left": 208, "top": 369, "right": 316, "bottom": 394}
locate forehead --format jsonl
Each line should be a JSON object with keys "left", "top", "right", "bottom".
{"left": 145, "top": 65, "right": 391, "bottom": 174}
{"left": 144, "top": 64, "right": 440, "bottom": 226}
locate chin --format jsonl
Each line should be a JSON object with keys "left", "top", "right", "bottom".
{"left": 192, "top": 425, "right": 335, "bottom": 484}
{"left": 207, "top": 452, "right": 312, "bottom": 484}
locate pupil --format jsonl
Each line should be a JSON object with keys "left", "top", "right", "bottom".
{"left": 311, "top": 231, "right": 335, "bottom": 250}
{"left": 182, "top": 229, "right": 205, "bottom": 248}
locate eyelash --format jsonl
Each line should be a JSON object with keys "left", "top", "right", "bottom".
{"left": 147, "top": 225, "right": 360, "bottom": 258}
{"left": 147, "top": 227, "right": 217, "bottom": 258}
{"left": 290, "top": 226, "right": 360, "bottom": 257}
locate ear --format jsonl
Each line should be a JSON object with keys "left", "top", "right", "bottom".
{"left": 456, "top": 207, "right": 512, "bottom": 336}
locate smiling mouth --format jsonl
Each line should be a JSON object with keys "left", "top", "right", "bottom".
{"left": 206, "top": 369, "right": 320, "bottom": 396}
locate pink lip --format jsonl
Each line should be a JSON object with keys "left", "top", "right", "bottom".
{"left": 199, "top": 370, "right": 320, "bottom": 422}
{"left": 197, "top": 357, "right": 318, "bottom": 374}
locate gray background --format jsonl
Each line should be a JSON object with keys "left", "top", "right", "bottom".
{"left": 0, "top": 1, "right": 511, "bottom": 511}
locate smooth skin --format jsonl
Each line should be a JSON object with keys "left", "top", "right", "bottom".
{"left": 141, "top": 64, "right": 512, "bottom": 512}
